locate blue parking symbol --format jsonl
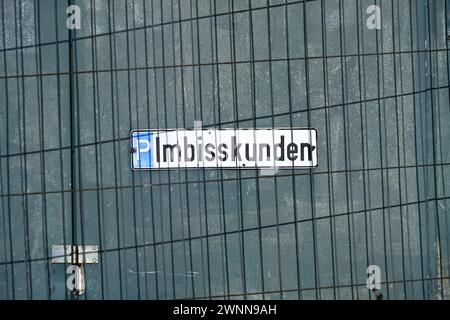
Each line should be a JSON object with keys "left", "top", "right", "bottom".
{"left": 132, "top": 132, "right": 154, "bottom": 169}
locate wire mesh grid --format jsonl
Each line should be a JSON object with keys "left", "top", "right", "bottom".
{"left": 0, "top": 0, "right": 449, "bottom": 300}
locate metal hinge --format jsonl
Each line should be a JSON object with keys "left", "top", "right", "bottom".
{"left": 51, "top": 245, "right": 99, "bottom": 265}
{"left": 51, "top": 245, "right": 98, "bottom": 296}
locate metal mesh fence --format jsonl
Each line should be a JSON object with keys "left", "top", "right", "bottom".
{"left": 0, "top": 0, "right": 449, "bottom": 300}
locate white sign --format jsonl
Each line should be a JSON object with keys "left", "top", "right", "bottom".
{"left": 131, "top": 129, "right": 318, "bottom": 170}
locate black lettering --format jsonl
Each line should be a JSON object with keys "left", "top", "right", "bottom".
{"left": 205, "top": 143, "right": 216, "bottom": 161}
{"left": 287, "top": 143, "right": 298, "bottom": 161}
{"left": 259, "top": 144, "right": 270, "bottom": 161}
{"left": 231, "top": 136, "right": 242, "bottom": 161}
{"left": 163, "top": 144, "right": 182, "bottom": 162}
{"left": 184, "top": 136, "right": 195, "bottom": 162}
{"left": 218, "top": 144, "right": 228, "bottom": 161}
{"left": 300, "top": 143, "right": 316, "bottom": 161}
{"left": 245, "top": 143, "right": 256, "bottom": 161}
{"left": 156, "top": 136, "right": 160, "bottom": 162}
{"left": 197, "top": 136, "right": 203, "bottom": 159}
{"left": 274, "top": 136, "right": 285, "bottom": 161}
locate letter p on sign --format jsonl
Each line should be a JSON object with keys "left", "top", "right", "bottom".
{"left": 136, "top": 138, "right": 151, "bottom": 161}
{"left": 132, "top": 132, "right": 154, "bottom": 169}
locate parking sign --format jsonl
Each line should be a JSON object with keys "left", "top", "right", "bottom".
{"left": 132, "top": 131, "right": 154, "bottom": 169}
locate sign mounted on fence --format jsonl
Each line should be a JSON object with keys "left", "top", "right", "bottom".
{"left": 131, "top": 129, "right": 318, "bottom": 170}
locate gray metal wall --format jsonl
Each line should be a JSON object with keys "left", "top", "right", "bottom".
{"left": 0, "top": 0, "right": 449, "bottom": 300}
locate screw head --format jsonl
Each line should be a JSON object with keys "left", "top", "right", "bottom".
{"left": 92, "top": 246, "right": 97, "bottom": 251}
{"left": 92, "top": 258, "right": 98, "bottom": 263}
